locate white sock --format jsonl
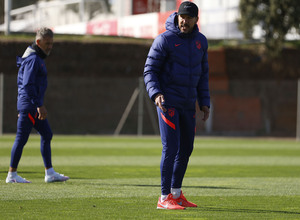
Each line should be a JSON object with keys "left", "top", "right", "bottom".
{"left": 171, "top": 188, "right": 181, "bottom": 199}
{"left": 161, "top": 195, "right": 168, "bottom": 202}
{"left": 45, "top": 168, "right": 55, "bottom": 176}
{"left": 8, "top": 171, "right": 17, "bottom": 178}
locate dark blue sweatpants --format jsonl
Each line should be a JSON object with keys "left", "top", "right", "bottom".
{"left": 157, "top": 106, "right": 196, "bottom": 195}
{"left": 10, "top": 110, "right": 53, "bottom": 169}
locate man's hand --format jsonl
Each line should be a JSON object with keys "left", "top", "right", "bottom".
{"left": 37, "top": 106, "right": 48, "bottom": 120}
{"left": 201, "top": 106, "right": 210, "bottom": 121}
{"left": 155, "top": 94, "right": 167, "bottom": 112}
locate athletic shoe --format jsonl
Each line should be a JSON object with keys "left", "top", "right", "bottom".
{"left": 157, "top": 193, "right": 185, "bottom": 210}
{"left": 6, "top": 174, "right": 31, "bottom": 183}
{"left": 174, "top": 191, "right": 197, "bottom": 207}
{"left": 45, "top": 172, "right": 69, "bottom": 183}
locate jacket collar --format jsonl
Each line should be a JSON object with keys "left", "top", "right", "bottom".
{"left": 32, "top": 42, "right": 48, "bottom": 59}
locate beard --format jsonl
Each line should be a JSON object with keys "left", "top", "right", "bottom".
{"left": 180, "top": 24, "right": 192, "bottom": 33}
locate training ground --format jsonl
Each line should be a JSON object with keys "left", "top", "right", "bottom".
{"left": 0, "top": 135, "right": 300, "bottom": 219}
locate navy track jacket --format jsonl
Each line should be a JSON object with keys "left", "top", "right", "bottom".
{"left": 144, "top": 12, "right": 210, "bottom": 110}
{"left": 16, "top": 45, "right": 48, "bottom": 111}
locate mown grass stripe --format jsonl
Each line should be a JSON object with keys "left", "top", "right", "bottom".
{"left": 1, "top": 177, "right": 300, "bottom": 201}
{"left": 1, "top": 155, "right": 300, "bottom": 166}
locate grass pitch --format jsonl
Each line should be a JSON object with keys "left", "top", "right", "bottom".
{"left": 0, "top": 135, "right": 300, "bottom": 219}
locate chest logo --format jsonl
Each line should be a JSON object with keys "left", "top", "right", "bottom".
{"left": 175, "top": 44, "right": 181, "bottom": 47}
{"left": 196, "top": 41, "right": 201, "bottom": 49}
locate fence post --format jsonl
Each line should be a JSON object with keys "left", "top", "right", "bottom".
{"left": 137, "top": 77, "right": 144, "bottom": 136}
{"left": 114, "top": 87, "right": 140, "bottom": 135}
{"left": 4, "top": 0, "right": 11, "bottom": 35}
{"left": 79, "top": 0, "right": 85, "bottom": 22}
{"left": 297, "top": 79, "right": 300, "bottom": 141}
{"left": 0, "top": 73, "right": 4, "bottom": 135}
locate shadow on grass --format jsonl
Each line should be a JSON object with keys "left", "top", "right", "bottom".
{"left": 16, "top": 171, "right": 41, "bottom": 174}
{"left": 83, "top": 181, "right": 243, "bottom": 190}
{"left": 121, "top": 184, "right": 243, "bottom": 190}
{"left": 198, "top": 206, "right": 300, "bottom": 215}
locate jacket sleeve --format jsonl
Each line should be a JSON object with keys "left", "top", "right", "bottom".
{"left": 143, "top": 34, "right": 168, "bottom": 101}
{"left": 22, "top": 58, "right": 42, "bottom": 107}
{"left": 197, "top": 37, "right": 210, "bottom": 109}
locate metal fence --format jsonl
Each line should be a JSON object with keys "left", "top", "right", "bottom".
{"left": 1, "top": 74, "right": 299, "bottom": 138}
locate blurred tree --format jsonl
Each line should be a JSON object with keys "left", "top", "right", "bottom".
{"left": 238, "top": 0, "right": 300, "bottom": 56}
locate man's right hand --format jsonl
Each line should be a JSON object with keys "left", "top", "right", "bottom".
{"left": 155, "top": 94, "right": 167, "bottom": 112}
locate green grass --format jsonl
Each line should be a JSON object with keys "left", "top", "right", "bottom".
{"left": 0, "top": 135, "right": 300, "bottom": 219}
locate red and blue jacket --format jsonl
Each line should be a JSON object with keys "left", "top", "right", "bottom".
{"left": 16, "top": 44, "right": 48, "bottom": 111}
{"left": 144, "top": 12, "right": 210, "bottom": 110}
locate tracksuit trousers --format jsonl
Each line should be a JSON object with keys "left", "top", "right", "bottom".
{"left": 157, "top": 106, "right": 196, "bottom": 195}
{"left": 10, "top": 110, "right": 53, "bottom": 169}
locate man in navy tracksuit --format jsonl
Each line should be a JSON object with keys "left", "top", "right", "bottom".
{"left": 6, "top": 27, "right": 69, "bottom": 183}
{"left": 144, "top": 2, "right": 210, "bottom": 210}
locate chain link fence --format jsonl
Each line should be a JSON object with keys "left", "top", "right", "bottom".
{"left": 1, "top": 75, "right": 298, "bottom": 137}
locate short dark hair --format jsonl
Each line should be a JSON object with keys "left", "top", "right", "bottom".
{"left": 36, "top": 27, "right": 53, "bottom": 41}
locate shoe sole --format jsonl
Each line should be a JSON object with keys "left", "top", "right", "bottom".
{"left": 157, "top": 206, "right": 185, "bottom": 210}
{"left": 181, "top": 205, "right": 197, "bottom": 208}
{"left": 6, "top": 180, "right": 31, "bottom": 183}
{"left": 45, "top": 178, "right": 70, "bottom": 183}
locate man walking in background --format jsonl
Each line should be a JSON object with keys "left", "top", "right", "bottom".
{"left": 144, "top": 1, "right": 210, "bottom": 210}
{"left": 6, "top": 27, "right": 69, "bottom": 183}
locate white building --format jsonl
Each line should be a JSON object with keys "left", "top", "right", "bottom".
{"left": 1, "top": 0, "right": 299, "bottom": 40}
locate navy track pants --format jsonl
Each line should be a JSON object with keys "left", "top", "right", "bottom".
{"left": 10, "top": 110, "right": 53, "bottom": 169}
{"left": 157, "top": 106, "right": 196, "bottom": 195}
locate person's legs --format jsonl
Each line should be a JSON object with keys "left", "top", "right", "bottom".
{"left": 169, "top": 109, "right": 197, "bottom": 207}
{"left": 34, "top": 118, "right": 53, "bottom": 169}
{"left": 9, "top": 111, "right": 35, "bottom": 170}
{"left": 157, "top": 106, "right": 180, "bottom": 196}
{"left": 35, "top": 118, "right": 69, "bottom": 183}
{"left": 6, "top": 111, "right": 35, "bottom": 183}
{"left": 171, "top": 109, "right": 195, "bottom": 190}
{"left": 156, "top": 106, "right": 186, "bottom": 209}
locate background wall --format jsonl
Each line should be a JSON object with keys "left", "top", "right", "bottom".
{"left": 0, "top": 39, "right": 299, "bottom": 136}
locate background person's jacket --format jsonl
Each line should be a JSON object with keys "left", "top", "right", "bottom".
{"left": 16, "top": 44, "right": 48, "bottom": 111}
{"left": 144, "top": 12, "right": 210, "bottom": 110}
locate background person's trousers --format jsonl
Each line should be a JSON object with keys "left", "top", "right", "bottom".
{"left": 157, "top": 106, "right": 196, "bottom": 195}
{"left": 10, "top": 110, "right": 53, "bottom": 169}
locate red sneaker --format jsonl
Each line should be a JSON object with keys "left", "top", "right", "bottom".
{"left": 157, "top": 194, "right": 185, "bottom": 210}
{"left": 174, "top": 191, "right": 197, "bottom": 207}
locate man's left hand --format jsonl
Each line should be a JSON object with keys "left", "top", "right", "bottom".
{"left": 201, "top": 106, "right": 210, "bottom": 121}
{"left": 37, "top": 106, "right": 48, "bottom": 120}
